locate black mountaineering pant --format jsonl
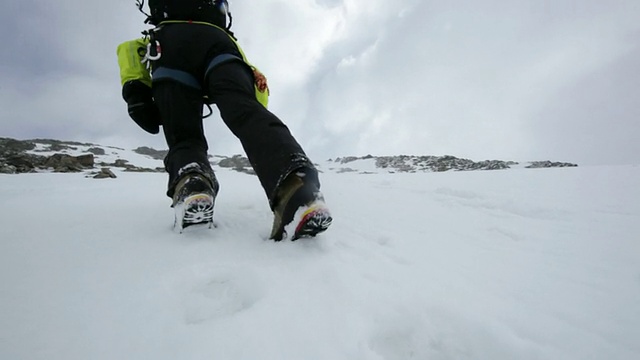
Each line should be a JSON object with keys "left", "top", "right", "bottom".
{"left": 151, "top": 23, "right": 317, "bottom": 207}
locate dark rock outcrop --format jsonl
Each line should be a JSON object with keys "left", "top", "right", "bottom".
{"left": 92, "top": 168, "right": 117, "bottom": 179}
{"left": 133, "top": 146, "right": 168, "bottom": 160}
{"left": 526, "top": 161, "right": 578, "bottom": 169}
{"left": 3, "top": 153, "right": 47, "bottom": 173}
{"left": 218, "top": 154, "right": 255, "bottom": 175}
{"left": 0, "top": 138, "right": 36, "bottom": 153}
{"left": 0, "top": 164, "right": 17, "bottom": 174}
{"left": 49, "top": 143, "right": 77, "bottom": 152}
{"left": 114, "top": 159, "right": 130, "bottom": 167}
{"left": 1, "top": 138, "right": 97, "bottom": 173}
{"left": 87, "top": 147, "right": 106, "bottom": 155}
{"left": 44, "top": 153, "right": 95, "bottom": 173}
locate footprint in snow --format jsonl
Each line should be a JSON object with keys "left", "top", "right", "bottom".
{"left": 181, "top": 267, "right": 263, "bottom": 325}
{"left": 368, "top": 315, "right": 431, "bottom": 360}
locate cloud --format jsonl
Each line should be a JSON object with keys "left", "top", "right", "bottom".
{"left": 272, "top": 0, "right": 640, "bottom": 162}
{"left": 528, "top": 45, "right": 640, "bottom": 165}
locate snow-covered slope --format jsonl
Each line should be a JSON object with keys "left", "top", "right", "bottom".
{"left": 1, "top": 162, "right": 638, "bottom": 359}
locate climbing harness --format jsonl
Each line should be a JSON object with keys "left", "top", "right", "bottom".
{"left": 124, "top": 0, "right": 267, "bottom": 112}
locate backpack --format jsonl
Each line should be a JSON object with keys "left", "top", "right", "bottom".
{"left": 116, "top": 38, "right": 161, "bottom": 134}
{"left": 116, "top": 38, "right": 152, "bottom": 87}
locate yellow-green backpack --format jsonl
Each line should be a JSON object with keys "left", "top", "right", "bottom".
{"left": 116, "top": 38, "right": 152, "bottom": 88}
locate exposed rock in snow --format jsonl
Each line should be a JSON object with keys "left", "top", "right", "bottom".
{"left": 0, "top": 137, "right": 578, "bottom": 177}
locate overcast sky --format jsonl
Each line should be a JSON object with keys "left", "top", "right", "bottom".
{"left": 1, "top": 0, "right": 639, "bottom": 165}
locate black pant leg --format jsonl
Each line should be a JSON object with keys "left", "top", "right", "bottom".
{"left": 153, "top": 81, "right": 215, "bottom": 197}
{"left": 207, "top": 61, "right": 317, "bottom": 207}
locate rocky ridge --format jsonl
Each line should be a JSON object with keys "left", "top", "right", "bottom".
{"left": 0, "top": 137, "right": 577, "bottom": 177}
{"left": 0, "top": 138, "right": 162, "bottom": 178}
{"left": 329, "top": 155, "right": 576, "bottom": 174}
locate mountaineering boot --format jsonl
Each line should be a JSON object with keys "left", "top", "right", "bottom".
{"left": 270, "top": 168, "right": 332, "bottom": 241}
{"left": 172, "top": 172, "right": 217, "bottom": 232}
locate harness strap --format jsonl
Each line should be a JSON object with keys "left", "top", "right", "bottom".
{"left": 151, "top": 53, "right": 243, "bottom": 90}
{"left": 152, "top": 67, "right": 201, "bottom": 89}
{"left": 204, "top": 53, "right": 244, "bottom": 79}
{"left": 152, "top": 66, "right": 214, "bottom": 117}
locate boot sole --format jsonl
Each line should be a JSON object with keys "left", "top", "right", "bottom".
{"left": 175, "top": 193, "right": 215, "bottom": 232}
{"left": 292, "top": 206, "right": 333, "bottom": 240}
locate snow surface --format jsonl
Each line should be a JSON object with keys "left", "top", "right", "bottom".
{"left": 1, "top": 164, "right": 639, "bottom": 359}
